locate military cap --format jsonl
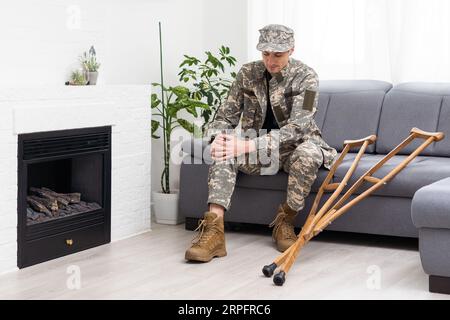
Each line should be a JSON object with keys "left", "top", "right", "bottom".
{"left": 256, "top": 24, "right": 295, "bottom": 52}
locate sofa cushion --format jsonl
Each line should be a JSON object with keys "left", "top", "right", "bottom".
{"left": 317, "top": 80, "right": 392, "bottom": 153}
{"left": 236, "top": 167, "right": 330, "bottom": 193}
{"left": 376, "top": 82, "right": 450, "bottom": 156}
{"left": 236, "top": 153, "right": 450, "bottom": 198}
{"left": 334, "top": 154, "right": 450, "bottom": 198}
{"left": 434, "top": 96, "right": 450, "bottom": 156}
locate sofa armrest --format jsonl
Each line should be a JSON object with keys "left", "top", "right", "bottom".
{"left": 412, "top": 177, "right": 450, "bottom": 230}
{"left": 412, "top": 177, "right": 450, "bottom": 288}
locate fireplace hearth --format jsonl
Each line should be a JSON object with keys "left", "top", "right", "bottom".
{"left": 17, "top": 126, "right": 111, "bottom": 268}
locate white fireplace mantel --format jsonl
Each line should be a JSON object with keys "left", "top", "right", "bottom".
{"left": 0, "top": 85, "right": 152, "bottom": 274}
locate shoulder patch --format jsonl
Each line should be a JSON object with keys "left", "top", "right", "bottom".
{"left": 302, "top": 89, "right": 316, "bottom": 111}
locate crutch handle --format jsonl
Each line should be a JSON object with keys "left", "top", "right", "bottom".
{"left": 343, "top": 135, "right": 377, "bottom": 148}
{"left": 410, "top": 127, "right": 445, "bottom": 141}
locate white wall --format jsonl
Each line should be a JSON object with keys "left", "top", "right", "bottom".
{"left": 0, "top": 0, "right": 211, "bottom": 86}
{"left": 0, "top": 0, "right": 248, "bottom": 217}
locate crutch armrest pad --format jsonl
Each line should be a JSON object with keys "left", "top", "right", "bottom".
{"left": 410, "top": 127, "right": 445, "bottom": 141}
{"left": 343, "top": 135, "right": 377, "bottom": 148}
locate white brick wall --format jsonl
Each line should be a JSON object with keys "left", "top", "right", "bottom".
{"left": 0, "top": 85, "right": 152, "bottom": 274}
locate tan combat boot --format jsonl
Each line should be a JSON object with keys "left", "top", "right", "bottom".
{"left": 185, "top": 212, "right": 227, "bottom": 262}
{"left": 269, "top": 203, "right": 298, "bottom": 252}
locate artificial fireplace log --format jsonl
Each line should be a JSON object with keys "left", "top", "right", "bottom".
{"left": 29, "top": 187, "right": 69, "bottom": 207}
{"left": 28, "top": 195, "right": 58, "bottom": 212}
{"left": 41, "top": 187, "right": 81, "bottom": 204}
{"left": 27, "top": 196, "right": 52, "bottom": 217}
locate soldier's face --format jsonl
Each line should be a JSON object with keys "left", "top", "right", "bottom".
{"left": 262, "top": 49, "right": 293, "bottom": 74}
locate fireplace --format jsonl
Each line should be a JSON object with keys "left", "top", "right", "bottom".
{"left": 17, "top": 126, "right": 111, "bottom": 268}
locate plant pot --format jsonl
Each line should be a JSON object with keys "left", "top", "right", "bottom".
{"left": 88, "top": 71, "right": 98, "bottom": 85}
{"left": 152, "top": 190, "right": 183, "bottom": 225}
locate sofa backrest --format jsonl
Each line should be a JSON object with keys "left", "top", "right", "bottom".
{"left": 317, "top": 80, "right": 392, "bottom": 153}
{"left": 376, "top": 83, "right": 450, "bottom": 156}
{"left": 183, "top": 81, "right": 450, "bottom": 159}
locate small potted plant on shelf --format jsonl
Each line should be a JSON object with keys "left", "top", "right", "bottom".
{"left": 80, "top": 45, "right": 101, "bottom": 85}
{"left": 68, "top": 69, "right": 88, "bottom": 85}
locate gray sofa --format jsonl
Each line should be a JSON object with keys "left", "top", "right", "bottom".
{"left": 179, "top": 80, "right": 450, "bottom": 294}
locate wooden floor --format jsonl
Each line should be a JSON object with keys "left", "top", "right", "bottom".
{"left": 1, "top": 223, "right": 449, "bottom": 300}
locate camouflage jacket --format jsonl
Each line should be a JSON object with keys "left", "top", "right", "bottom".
{"left": 205, "top": 58, "right": 338, "bottom": 170}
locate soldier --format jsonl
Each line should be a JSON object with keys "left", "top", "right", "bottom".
{"left": 185, "top": 24, "right": 338, "bottom": 262}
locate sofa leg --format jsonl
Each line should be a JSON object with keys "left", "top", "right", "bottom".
{"left": 429, "top": 275, "right": 450, "bottom": 294}
{"left": 185, "top": 217, "right": 198, "bottom": 231}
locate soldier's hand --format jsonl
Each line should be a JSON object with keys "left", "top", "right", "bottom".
{"left": 210, "top": 134, "right": 256, "bottom": 162}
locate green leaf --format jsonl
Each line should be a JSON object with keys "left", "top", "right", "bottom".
{"left": 207, "top": 92, "right": 213, "bottom": 106}
{"left": 180, "top": 55, "right": 200, "bottom": 67}
{"left": 177, "top": 119, "right": 202, "bottom": 137}
{"left": 151, "top": 93, "right": 161, "bottom": 108}
{"left": 177, "top": 119, "right": 193, "bottom": 133}
{"left": 171, "top": 86, "right": 190, "bottom": 98}
{"left": 186, "top": 98, "right": 209, "bottom": 109}
{"left": 151, "top": 120, "right": 160, "bottom": 139}
{"left": 202, "top": 109, "right": 211, "bottom": 123}
{"left": 186, "top": 105, "right": 198, "bottom": 117}
{"left": 167, "top": 103, "right": 183, "bottom": 118}
{"left": 194, "top": 91, "right": 203, "bottom": 100}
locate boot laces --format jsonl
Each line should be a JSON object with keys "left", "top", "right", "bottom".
{"left": 269, "top": 211, "right": 297, "bottom": 241}
{"left": 191, "top": 218, "right": 222, "bottom": 245}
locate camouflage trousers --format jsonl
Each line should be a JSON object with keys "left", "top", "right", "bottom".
{"left": 207, "top": 141, "right": 324, "bottom": 212}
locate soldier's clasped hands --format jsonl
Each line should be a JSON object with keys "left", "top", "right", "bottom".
{"left": 210, "top": 133, "right": 257, "bottom": 162}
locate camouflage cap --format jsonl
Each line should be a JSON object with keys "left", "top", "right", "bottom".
{"left": 256, "top": 24, "right": 295, "bottom": 52}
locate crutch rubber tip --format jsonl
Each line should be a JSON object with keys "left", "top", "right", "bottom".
{"left": 273, "top": 271, "right": 286, "bottom": 286}
{"left": 262, "top": 263, "right": 277, "bottom": 277}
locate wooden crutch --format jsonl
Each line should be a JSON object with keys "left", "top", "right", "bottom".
{"left": 262, "top": 127, "right": 445, "bottom": 286}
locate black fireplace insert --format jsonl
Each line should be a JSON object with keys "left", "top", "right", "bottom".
{"left": 17, "top": 126, "right": 111, "bottom": 268}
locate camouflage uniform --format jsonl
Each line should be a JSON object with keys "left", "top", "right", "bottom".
{"left": 205, "top": 25, "right": 338, "bottom": 213}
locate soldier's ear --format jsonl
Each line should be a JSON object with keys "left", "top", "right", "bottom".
{"left": 289, "top": 48, "right": 294, "bottom": 56}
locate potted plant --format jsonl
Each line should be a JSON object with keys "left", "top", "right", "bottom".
{"left": 151, "top": 22, "right": 209, "bottom": 225}
{"left": 80, "top": 45, "right": 100, "bottom": 85}
{"left": 178, "top": 46, "right": 237, "bottom": 132}
{"left": 68, "top": 69, "right": 88, "bottom": 85}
